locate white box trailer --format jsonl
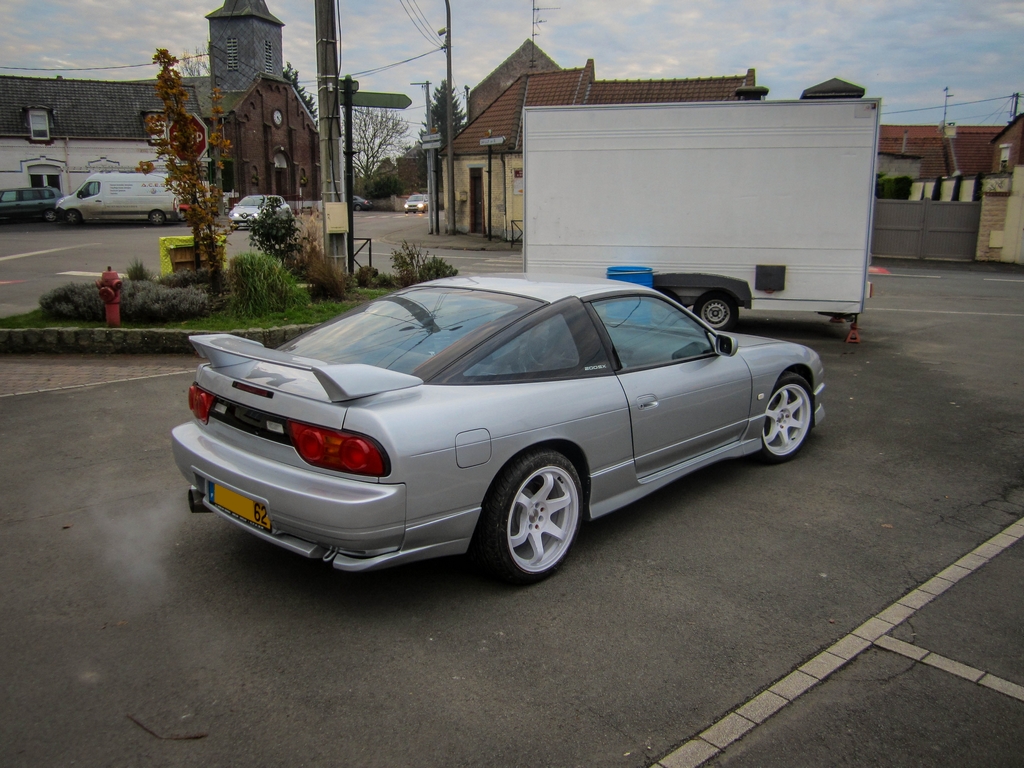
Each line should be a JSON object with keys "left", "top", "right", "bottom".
{"left": 522, "top": 99, "right": 881, "bottom": 331}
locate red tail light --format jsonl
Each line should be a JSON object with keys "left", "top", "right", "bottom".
{"left": 188, "top": 384, "right": 215, "bottom": 424}
{"left": 287, "top": 421, "right": 388, "bottom": 477}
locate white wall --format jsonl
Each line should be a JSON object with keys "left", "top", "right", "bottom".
{"left": 0, "top": 137, "right": 165, "bottom": 193}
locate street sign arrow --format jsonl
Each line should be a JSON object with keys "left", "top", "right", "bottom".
{"left": 479, "top": 136, "right": 506, "bottom": 146}
{"left": 351, "top": 92, "right": 412, "bottom": 109}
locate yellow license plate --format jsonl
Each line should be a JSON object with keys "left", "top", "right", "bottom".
{"left": 209, "top": 482, "right": 271, "bottom": 531}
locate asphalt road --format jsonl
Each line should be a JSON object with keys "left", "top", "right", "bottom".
{"left": 0, "top": 214, "right": 522, "bottom": 318}
{"left": 1, "top": 260, "right": 1023, "bottom": 767}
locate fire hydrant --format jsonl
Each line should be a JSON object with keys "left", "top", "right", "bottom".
{"left": 96, "top": 267, "right": 122, "bottom": 328}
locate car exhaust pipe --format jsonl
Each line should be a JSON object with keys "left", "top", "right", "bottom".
{"left": 187, "top": 486, "right": 210, "bottom": 514}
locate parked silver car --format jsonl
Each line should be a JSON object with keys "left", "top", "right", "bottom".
{"left": 228, "top": 194, "right": 290, "bottom": 228}
{"left": 172, "top": 275, "right": 825, "bottom": 583}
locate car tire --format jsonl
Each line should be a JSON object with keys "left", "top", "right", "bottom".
{"left": 148, "top": 209, "right": 167, "bottom": 226}
{"left": 353, "top": 204, "right": 362, "bottom": 211}
{"left": 694, "top": 291, "right": 738, "bottom": 331}
{"left": 757, "top": 372, "right": 813, "bottom": 464}
{"left": 64, "top": 209, "right": 82, "bottom": 225}
{"left": 470, "top": 449, "right": 583, "bottom": 584}
{"left": 42, "top": 208, "right": 58, "bottom": 223}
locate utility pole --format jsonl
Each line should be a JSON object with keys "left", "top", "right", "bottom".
{"left": 443, "top": 0, "right": 455, "bottom": 234}
{"left": 413, "top": 81, "right": 436, "bottom": 234}
{"left": 1012, "top": 93, "right": 1020, "bottom": 122}
{"left": 344, "top": 75, "right": 355, "bottom": 273}
{"left": 314, "top": 0, "right": 343, "bottom": 265}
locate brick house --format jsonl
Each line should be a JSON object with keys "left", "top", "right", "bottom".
{"left": 0, "top": 75, "right": 198, "bottom": 194}
{"left": 446, "top": 54, "right": 763, "bottom": 239}
{"left": 878, "top": 124, "right": 1002, "bottom": 200}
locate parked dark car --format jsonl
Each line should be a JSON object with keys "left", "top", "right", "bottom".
{"left": 352, "top": 195, "right": 373, "bottom": 211}
{"left": 0, "top": 186, "right": 61, "bottom": 222}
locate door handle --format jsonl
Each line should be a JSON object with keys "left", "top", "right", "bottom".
{"left": 636, "top": 394, "right": 659, "bottom": 410}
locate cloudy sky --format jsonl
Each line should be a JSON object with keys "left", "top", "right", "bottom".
{"left": 3, "top": 0, "right": 1021, "bottom": 139}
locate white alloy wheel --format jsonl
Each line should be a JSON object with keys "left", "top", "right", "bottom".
{"left": 470, "top": 449, "right": 583, "bottom": 584}
{"left": 760, "top": 373, "right": 812, "bottom": 462}
{"left": 506, "top": 465, "right": 580, "bottom": 574}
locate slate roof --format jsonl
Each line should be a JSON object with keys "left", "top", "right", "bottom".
{"left": 206, "top": 0, "right": 283, "bottom": 26}
{"left": 0, "top": 75, "right": 198, "bottom": 140}
{"left": 452, "top": 62, "right": 758, "bottom": 155}
{"left": 879, "top": 124, "right": 1003, "bottom": 178}
{"left": 801, "top": 78, "right": 865, "bottom": 99}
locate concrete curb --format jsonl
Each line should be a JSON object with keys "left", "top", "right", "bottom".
{"left": 0, "top": 324, "right": 317, "bottom": 355}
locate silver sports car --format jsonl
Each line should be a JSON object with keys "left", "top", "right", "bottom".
{"left": 172, "top": 275, "right": 825, "bottom": 583}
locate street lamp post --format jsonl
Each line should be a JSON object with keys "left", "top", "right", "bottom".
{"left": 444, "top": 0, "right": 455, "bottom": 234}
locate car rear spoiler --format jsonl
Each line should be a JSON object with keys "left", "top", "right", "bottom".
{"left": 189, "top": 334, "right": 422, "bottom": 402}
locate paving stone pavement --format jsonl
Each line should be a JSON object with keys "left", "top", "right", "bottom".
{"left": 0, "top": 354, "right": 197, "bottom": 397}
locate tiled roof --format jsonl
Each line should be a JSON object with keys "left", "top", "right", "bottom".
{"left": 452, "top": 62, "right": 758, "bottom": 155}
{"left": 879, "top": 124, "right": 1003, "bottom": 177}
{"left": 588, "top": 70, "right": 755, "bottom": 105}
{"left": 0, "top": 75, "right": 197, "bottom": 140}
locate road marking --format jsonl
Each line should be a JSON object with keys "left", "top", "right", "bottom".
{"left": 873, "top": 273, "right": 942, "bottom": 279}
{"left": 983, "top": 278, "right": 1024, "bottom": 283}
{"left": 57, "top": 271, "right": 125, "bottom": 278}
{"left": 0, "top": 280, "right": 27, "bottom": 285}
{"left": 0, "top": 369, "right": 192, "bottom": 398}
{"left": 0, "top": 243, "right": 102, "bottom": 262}
{"left": 656, "top": 515, "right": 1024, "bottom": 768}
{"left": 870, "top": 308, "right": 1024, "bottom": 318}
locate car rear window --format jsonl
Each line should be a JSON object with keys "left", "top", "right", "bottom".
{"left": 278, "top": 287, "right": 542, "bottom": 376}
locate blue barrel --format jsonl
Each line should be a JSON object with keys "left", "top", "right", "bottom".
{"left": 606, "top": 265, "right": 654, "bottom": 288}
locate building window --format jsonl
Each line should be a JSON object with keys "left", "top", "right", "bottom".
{"left": 264, "top": 41, "right": 273, "bottom": 73}
{"left": 227, "top": 38, "right": 239, "bottom": 71}
{"left": 29, "top": 110, "right": 50, "bottom": 140}
{"left": 1000, "top": 145, "right": 1011, "bottom": 171}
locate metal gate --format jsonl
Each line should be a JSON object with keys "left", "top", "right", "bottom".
{"left": 872, "top": 199, "right": 981, "bottom": 260}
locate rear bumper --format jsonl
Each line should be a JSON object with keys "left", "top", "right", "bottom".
{"left": 172, "top": 422, "right": 407, "bottom": 556}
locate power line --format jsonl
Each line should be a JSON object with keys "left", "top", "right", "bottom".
{"left": 883, "top": 95, "right": 1014, "bottom": 115}
{"left": 0, "top": 51, "right": 208, "bottom": 73}
{"left": 347, "top": 47, "right": 443, "bottom": 77}
{"left": 398, "top": 0, "right": 440, "bottom": 48}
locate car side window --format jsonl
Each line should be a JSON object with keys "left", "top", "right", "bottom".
{"left": 0, "top": 191, "right": 16, "bottom": 203}
{"left": 591, "top": 296, "right": 714, "bottom": 370}
{"left": 439, "top": 298, "right": 612, "bottom": 384}
{"left": 79, "top": 182, "right": 100, "bottom": 198}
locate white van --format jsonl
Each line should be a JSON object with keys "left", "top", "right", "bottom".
{"left": 58, "top": 172, "right": 180, "bottom": 225}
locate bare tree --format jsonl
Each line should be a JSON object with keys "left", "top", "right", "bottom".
{"left": 179, "top": 46, "right": 210, "bottom": 77}
{"left": 352, "top": 107, "right": 409, "bottom": 182}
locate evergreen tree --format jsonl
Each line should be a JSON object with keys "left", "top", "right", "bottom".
{"left": 425, "top": 80, "right": 466, "bottom": 147}
{"left": 284, "top": 62, "right": 317, "bottom": 120}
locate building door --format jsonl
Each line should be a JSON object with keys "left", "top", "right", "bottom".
{"left": 470, "top": 168, "right": 483, "bottom": 234}
{"left": 273, "top": 153, "right": 290, "bottom": 198}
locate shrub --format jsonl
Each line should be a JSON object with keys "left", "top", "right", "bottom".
{"left": 306, "top": 257, "right": 351, "bottom": 301}
{"left": 158, "top": 267, "right": 212, "bottom": 289}
{"left": 364, "top": 174, "right": 403, "bottom": 199}
{"left": 40, "top": 282, "right": 104, "bottom": 321}
{"left": 121, "top": 282, "right": 210, "bottom": 322}
{"left": 355, "top": 265, "right": 378, "bottom": 288}
{"left": 125, "top": 258, "right": 153, "bottom": 282}
{"left": 876, "top": 174, "right": 914, "bottom": 200}
{"left": 373, "top": 271, "right": 397, "bottom": 289}
{"left": 390, "top": 241, "right": 458, "bottom": 287}
{"left": 39, "top": 281, "right": 209, "bottom": 322}
{"left": 228, "top": 251, "right": 309, "bottom": 318}
{"left": 248, "top": 197, "right": 301, "bottom": 264}
{"left": 419, "top": 255, "right": 459, "bottom": 282}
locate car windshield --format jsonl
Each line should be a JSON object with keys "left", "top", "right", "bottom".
{"left": 238, "top": 196, "right": 264, "bottom": 206}
{"left": 279, "top": 287, "right": 542, "bottom": 375}
{"left": 408, "top": 195, "right": 426, "bottom": 202}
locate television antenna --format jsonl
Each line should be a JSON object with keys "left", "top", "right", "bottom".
{"left": 531, "top": 0, "right": 559, "bottom": 66}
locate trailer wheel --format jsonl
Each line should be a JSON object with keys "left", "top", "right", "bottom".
{"left": 694, "top": 292, "right": 738, "bottom": 331}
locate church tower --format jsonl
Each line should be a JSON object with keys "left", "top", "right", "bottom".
{"left": 207, "top": 0, "right": 284, "bottom": 93}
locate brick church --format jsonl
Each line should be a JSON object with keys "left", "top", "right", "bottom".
{"left": 197, "top": 0, "right": 319, "bottom": 204}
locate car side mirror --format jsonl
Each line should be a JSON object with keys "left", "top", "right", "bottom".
{"left": 715, "top": 334, "right": 737, "bottom": 357}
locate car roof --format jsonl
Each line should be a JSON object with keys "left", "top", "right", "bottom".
{"left": 420, "top": 273, "right": 661, "bottom": 304}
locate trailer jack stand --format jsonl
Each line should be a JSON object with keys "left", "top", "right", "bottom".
{"left": 845, "top": 317, "right": 861, "bottom": 344}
